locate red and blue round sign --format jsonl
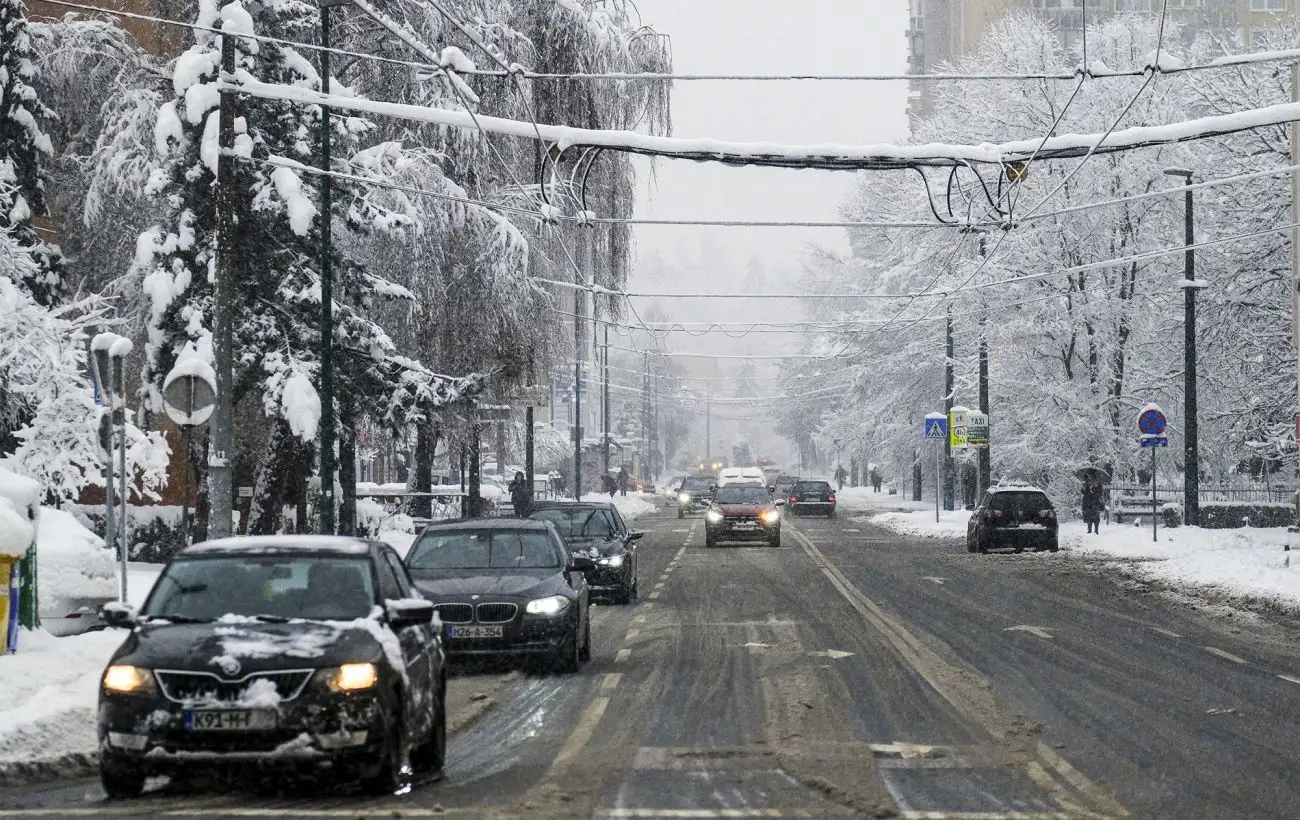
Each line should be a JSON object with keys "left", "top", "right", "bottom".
{"left": 1138, "top": 407, "right": 1167, "bottom": 436}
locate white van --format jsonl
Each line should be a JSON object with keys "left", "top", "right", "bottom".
{"left": 716, "top": 467, "right": 766, "bottom": 488}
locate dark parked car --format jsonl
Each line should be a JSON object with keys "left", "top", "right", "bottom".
{"left": 96, "top": 536, "right": 445, "bottom": 799}
{"left": 404, "top": 519, "right": 592, "bottom": 671}
{"left": 787, "top": 480, "right": 836, "bottom": 518}
{"left": 676, "top": 475, "right": 716, "bottom": 518}
{"left": 528, "top": 501, "right": 644, "bottom": 604}
{"left": 705, "top": 485, "right": 785, "bottom": 547}
{"left": 966, "top": 485, "right": 1059, "bottom": 553}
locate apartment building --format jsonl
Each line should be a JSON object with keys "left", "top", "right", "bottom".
{"left": 906, "top": 0, "right": 1298, "bottom": 122}
{"left": 29, "top": 0, "right": 186, "bottom": 57}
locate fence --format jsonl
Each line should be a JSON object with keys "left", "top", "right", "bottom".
{"left": 1109, "top": 485, "right": 1293, "bottom": 506}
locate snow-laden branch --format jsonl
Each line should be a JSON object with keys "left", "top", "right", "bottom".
{"left": 223, "top": 73, "right": 1300, "bottom": 170}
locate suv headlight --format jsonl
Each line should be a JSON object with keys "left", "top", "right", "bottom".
{"left": 598, "top": 554, "right": 625, "bottom": 568}
{"left": 102, "top": 665, "right": 157, "bottom": 695}
{"left": 318, "top": 662, "right": 380, "bottom": 692}
{"left": 761, "top": 509, "right": 780, "bottom": 524}
{"left": 678, "top": 492, "right": 691, "bottom": 503}
{"left": 705, "top": 509, "right": 723, "bottom": 524}
{"left": 526, "top": 595, "right": 571, "bottom": 615}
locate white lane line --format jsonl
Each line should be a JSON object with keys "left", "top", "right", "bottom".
{"left": 654, "top": 582, "right": 666, "bottom": 589}
{"left": 901, "top": 811, "right": 1075, "bottom": 820}
{"left": 845, "top": 528, "right": 862, "bottom": 532}
{"left": 671, "top": 528, "right": 690, "bottom": 533}
{"left": 632, "top": 614, "right": 647, "bottom": 624}
{"left": 552, "top": 695, "right": 610, "bottom": 767}
{"left": 600, "top": 672, "right": 623, "bottom": 693}
{"left": 615, "top": 648, "right": 632, "bottom": 663}
{"left": 625, "top": 629, "right": 640, "bottom": 642}
{"left": 1150, "top": 627, "right": 1183, "bottom": 639}
{"left": 594, "top": 810, "right": 807, "bottom": 818}
{"left": 648, "top": 591, "right": 661, "bottom": 600}
{"left": 1278, "top": 674, "right": 1300, "bottom": 686}
{"left": 1204, "top": 646, "right": 1248, "bottom": 665}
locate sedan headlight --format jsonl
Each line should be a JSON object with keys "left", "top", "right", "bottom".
{"left": 598, "top": 554, "right": 625, "bottom": 568}
{"left": 705, "top": 509, "right": 723, "bottom": 524}
{"left": 761, "top": 509, "right": 780, "bottom": 524}
{"left": 678, "top": 492, "right": 691, "bottom": 503}
{"left": 102, "top": 665, "right": 157, "bottom": 695}
{"left": 526, "top": 595, "right": 571, "bottom": 616}
{"left": 319, "top": 662, "right": 380, "bottom": 692}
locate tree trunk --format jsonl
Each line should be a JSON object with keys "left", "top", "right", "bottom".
{"left": 912, "top": 450, "right": 922, "bottom": 501}
{"left": 193, "top": 428, "right": 212, "bottom": 543}
{"left": 339, "top": 394, "right": 357, "bottom": 536}
{"left": 247, "top": 420, "right": 297, "bottom": 535}
{"left": 413, "top": 421, "right": 435, "bottom": 518}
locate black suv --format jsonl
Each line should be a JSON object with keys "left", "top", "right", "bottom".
{"left": 97, "top": 536, "right": 445, "bottom": 798}
{"left": 528, "top": 501, "right": 644, "bottom": 604}
{"left": 676, "top": 475, "right": 716, "bottom": 518}
{"left": 967, "top": 485, "right": 1059, "bottom": 553}
{"left": 787, "top": 480, "right": 836, "bottom": 518}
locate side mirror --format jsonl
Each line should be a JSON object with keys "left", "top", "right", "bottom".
{"left": 387, "top": 598, "right": 435, "bottom": 630}
{"left": 627, "top": 531, "right": 645, "bottom": 542}
{"left": 569, "top": 555, "right": 596, "bottom": 572}
{"left": 101, "top": 601, "right": 137, "bottom": 628}
{"left": 965, "top": 504, "right": 975, "bottom": 511}
{"left": 775, "top": 499, "right": 786, "bottom": 507}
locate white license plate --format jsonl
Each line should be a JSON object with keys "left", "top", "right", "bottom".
{"left": 448, "top": 624, "right": 504, "bottom": 639}
{"left": 184, "top": 710, "right": 276, "bottom": 732}
{"left": 732, "top": 522, "right": 759, "bottom": 530}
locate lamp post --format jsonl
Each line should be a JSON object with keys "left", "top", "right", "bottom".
{"left": 1164, "top": 168, "right": 1202, "bottom": 527}
{"left": 91, "top": 332, "right": 132, "bottom": 602}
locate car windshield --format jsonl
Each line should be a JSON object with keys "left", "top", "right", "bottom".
{"left": 714, "top": 487, "right": 771, "bottom": 504}
{"left": 529, "top": 508, "right": 614, "bottom": 539}
{"left": 681, "top": 477, "right": 713, "bottom": 491}
{"left": 407, "top": 530, "right": 561, "bottom": 570}
{"left": 141, "top": 555, "right": 376, "bottom": 622}
{"left": 792, "top": 482, "right": 832, "bottom": 493}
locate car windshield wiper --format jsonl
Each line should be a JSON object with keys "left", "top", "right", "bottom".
{"left": 249, "top": 613, "right": 290, "bottom": 623}
{"left": 142, "top": 614, "right": 212, "bottom": 624}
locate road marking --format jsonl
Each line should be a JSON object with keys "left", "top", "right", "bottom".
{"left": 552, "top": 695, "right": 609, "bottom": 768}
{"left": 595, "top": 810, "right": 818, "bottom": 818}
{"left": 1150, "top": 627, "right": 1183, "bottom": 639}
{"left": 806, "top": 649, "right": 854, "bottom": 659}
{"left": 671, "top": 528, "right": 690, "bottom": 533}
{"left": 1204, "top": 646, "right": 1247, "bottom": 665}
{"left": 0, "top": 811, "right": 487, "bottom": 818}
{"left": 601, "top": 672, "right": 623, "bottom": 693}
{"left": 1034, "top": 742, "right": 1129, "bottom": 817}
{"left": 1004, "top": 625, "right": 1054, "bottom": 640}
{"left": 626, "top": 629, "right": 640, "bottom": 642}
{"left": 654, "top": 582, "right": 666, "bottom": 590}
{"left": 900, "top": 812, "right": 1075, "bottom": 820}
{"left": 845, "top": 528, "right": 862, "bottom": 532}
{"left": 615, "top": 648, "right": 632, "bottom": 663}
{"left": 1279, "top": 674, "right": 1300, "bottom": 686}
{"left": 922, "top": 576, "right": 949, "bottom": 585}
{"left": 633, "top": 614, "right": 647, "bottom": 624}
{"left": 648, "top": 591, "right": 661, "bottom": 600}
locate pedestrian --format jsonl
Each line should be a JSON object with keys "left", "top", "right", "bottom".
{"left": 603, "top": 473, "right": 617, "bottom": 497}
{"left": 1081, "top": 474, "right": 1105, "bottom": 535}
{"left": 835, "top": 465, "right": 847, "bottom": 492}
{"left": 869, "top": 467, "right": 882, "bottom": 493}
{"left": 508, "top": 470, "right": 531, "bottom": 518}
{"left": 617, "top": 466, "right": 629, "bottom": 497}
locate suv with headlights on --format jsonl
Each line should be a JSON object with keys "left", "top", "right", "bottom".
{"left": 966, "top": 484, "right": 1059, "bottom": 553}
{"left": 96, "top": 536, "right": 445, "bottom": 799}
{"left": 705, "top": 485, "right": 784, "bottom": 548}
{"left": 676, "top": 475, "right": 716, "bottom": 519}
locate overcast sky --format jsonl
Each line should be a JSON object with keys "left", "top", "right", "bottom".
{"left": 627, "top": 1, "right": 911, "bottom": 283}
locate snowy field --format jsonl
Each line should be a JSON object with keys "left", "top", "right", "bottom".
{"left": 861, "top": 505, "right": 1300, "bottom": 610}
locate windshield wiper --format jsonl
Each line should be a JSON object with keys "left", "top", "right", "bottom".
{"left": 249, "top": 613, "right": 290, "bottom": 623}
{"left": 142, "top": 614, "right": 212, "bottom": 624}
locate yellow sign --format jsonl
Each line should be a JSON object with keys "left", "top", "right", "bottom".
{"left": 1, "top": 557, "right": 15, "bottom": 655}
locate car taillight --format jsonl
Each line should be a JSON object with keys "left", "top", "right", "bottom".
{"left": 789, "top": 496, "right": 798, "bottom": 503}
{"left": 1039, "top": 510, "right": 1056, "bottom": 519}
{"left": 984, "top": 509, "right": 1003, "bottom": 520}
{"left": 828, "top": 494, "right": 836, "bottom": 503}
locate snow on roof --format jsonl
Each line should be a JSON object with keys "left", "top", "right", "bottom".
{"left": 223, "top": 74, "right": 1300, "bottom": 171}
{"left": 989, "top": 482, "right": 1048, "bottom": 494}
{"left": 0, "top": 467, "right": 40, "bottom": 559}
{"left": 418, "top": 518, "right": 550, "bottom": 531}
{"left": 183, "top": 535, "right": 373, "bottom": 556}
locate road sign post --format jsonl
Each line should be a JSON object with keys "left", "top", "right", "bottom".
{"left": 925, "top": 413, "right": 947, "bottom": 523}
{"left": 1137, "top": 404, "right": 1169, "bottom": 543}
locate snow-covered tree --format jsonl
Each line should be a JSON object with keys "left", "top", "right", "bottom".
{"left": 0, "top": 0, "right": 65, "bottom": 306}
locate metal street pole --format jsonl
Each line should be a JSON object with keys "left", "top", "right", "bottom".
{"left": 943, "top": 310, "right": 955, "bottom": 511}
{"left": 573, "top": 284, "right": 583, "bottom": 499}
{"left": 1166, "top": 168, "right": 1199, "bottom": 527}
{"left": 602, "top": 325, "right": 610, "bottom": 477}
{"left": 210, "top": 32, "right": 237, "bottom": 540}
{"left": 976, "top": 233, "right": 991, "bottom": 494}
{"left": 525, "top": 405, "right": 535, "bottom": 501}
{"left": 1291, "top": 63, "right": 1300, "bottom": 506}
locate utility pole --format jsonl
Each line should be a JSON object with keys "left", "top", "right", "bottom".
{"left": 316, "top": 0, "right": 351, "bottom": 534}
{"left": 573, "top": 284, "right": 583, "bottom": 499}
{"left": 1165, "top": 167, "right": 1200, "bottom": 527}
{"left": 1291, "top": 63, "right": 1300, "bottom": 509}
{"left": 705, "top": 389, "right": 712, "bottom": 464}
{"left": 210, "top": 32, "right": 237, "bottom": 540}
{"left": 977, "top": 234, "right": 991, "bottom": 494}
{"left": 642, "top": 352, "right": 650, "bottom": 476}
{"left": 602, "top": 325, "right": 610, "bottom": 477}
{"left": 943, "top": 309, "right": 955, "bottom": 511}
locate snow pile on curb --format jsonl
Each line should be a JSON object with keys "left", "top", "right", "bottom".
{"left": 37, "top": 508, "right": 116, "bottom": 600}
{"left": 835, "top": 486, "right": 931, "bottom": 516}
{"left": 580, "top": 492, "right": 657, "bottom": 520}
{"left": 871, "top": 509, "right": 972, "bottom": 539}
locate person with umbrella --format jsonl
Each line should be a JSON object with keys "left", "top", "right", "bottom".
{"left": 1077, "top": 466, "right": 1108, "bottom": 535}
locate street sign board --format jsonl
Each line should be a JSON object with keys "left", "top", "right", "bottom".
{"left": 1137, "top": 404, "right": 1167, "bottom": 436}
{"left": 477, "top": 404, "right": 511, "bottom": 422}
{"left": 923, "top": 413, "right": 947, "bottom": 440}
{"left": 1140, "top": 436, "right": 1168, "bottom": 448}
{"left": 949, "top": 406, "right": 989, "bottom": 449}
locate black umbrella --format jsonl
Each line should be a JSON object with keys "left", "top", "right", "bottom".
{"left": 1074, "top": 466, "right": 1112, "bottom": 483}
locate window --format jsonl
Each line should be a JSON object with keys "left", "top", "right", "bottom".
{"left": 1114, "top": 0, "right": 1152, "bottom": 10}
{"left": 1250, "top": 0, "right": 1286, "bottom": 10}
{"left": 375, "top": 553, "right": 406, "bottom": 602}
{"left": 407, "top": 531, "right": 562, "bottom": 570}
{"left": 382, "top": 550, "right": 413, "bottom": 597}
{"left": 714, "top": 487, "right": 773, "bottom": 504}
{"left": 529, "top": 508, "right": 615, "bottom": 539}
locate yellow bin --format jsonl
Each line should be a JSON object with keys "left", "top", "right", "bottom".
{"left": 1, "top": 556, "right": 17, "bottom": 655}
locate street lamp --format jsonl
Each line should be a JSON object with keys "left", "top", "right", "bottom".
{"left": 91, "top": 332, "right": 133, "bottom": 602}
{"left": 1164, "top": 168, "right": 1204, "bottom": 527}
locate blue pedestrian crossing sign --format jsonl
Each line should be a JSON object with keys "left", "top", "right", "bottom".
{"left": 923, "top": 413, "right": 948, "bottom": 440}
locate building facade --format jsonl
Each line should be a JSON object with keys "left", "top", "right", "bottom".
{"left": 906, "top": 0, "right": 1298, "bottom": 123}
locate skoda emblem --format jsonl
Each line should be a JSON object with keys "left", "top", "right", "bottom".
{"left": 215, "top": 656, "right": 241, "bottom": 677}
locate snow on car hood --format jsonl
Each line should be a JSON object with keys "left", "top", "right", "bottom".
{"left": 113, "top": 618, "right": 383, "bottom": 675}
{"left": 564, "top": 537, "right": 624, "bottom": 558}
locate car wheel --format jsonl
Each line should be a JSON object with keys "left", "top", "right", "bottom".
{"left": 769, "top": 532, "right": 781, "bottom": 548}
{"left": 578, "top": 617, "right": 592, "bottom": 662}
{"left": 677, "top": 508, "right": 684, "bottom": 519}
{"left": 554, "top": 625, "right": 582, "bottom": 673}
{"left": 977, "top": 536, "right": 989, "bottom": 554}
{"left": 100, "top": 756, "right": 146, "bottom": 799}
{"left": 966, "top": 532, "right": 977, "bottom": 553}
{"left": 1048, "top": 537, "right": 1060, "bottom": 553}
{"left": 410, "top": 678, "right": 446, "bottom": 775}
{"left": 361, "top": 711, "right": 409, "bottom": 796}
{"left": 615, "top": 577, "right": 635, "bottom": 605}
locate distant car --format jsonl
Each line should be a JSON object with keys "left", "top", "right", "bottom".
{"left": 967, "top": 485, "right": 1059, "bottom": 554}
{"left": 676, "top": 475, "right": 716, "bottom": 519}
{"left": 787, "top": 480, "right": 836, "bottom": 518}
{"left": 662, "top": 475, "right": 687, "bottom": 499}
{"left": 405, "top": 519, "right": 592, "bottom": 671}
{"left": 637, "top": 477, "right": 656, "bottom": 494}
{"left": 96, "top": 536, "right": 445, "bottom": 799}
{"left": 528, "top": 501, "right": 643, "bottom": 604}
{"left": 705, "top": 485, "right": 784, "bottom": 548}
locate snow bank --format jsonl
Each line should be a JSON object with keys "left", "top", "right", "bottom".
{"left": 0, "top": 467, "right": 40, "bottom": 558}
{"left": 834, "top": 486, "right": 930, "bottom": 516}
{"left": 37, "top": 508, "right": 116, "bottom": 600}
{"left": 579, "top": 492, "right": 656, "bottom": 521}
{"left": 870, "top": 508, "right": 972, "bottom": 540}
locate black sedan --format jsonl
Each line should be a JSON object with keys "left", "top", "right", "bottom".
{"left": 96, "top": 536, "right": 445, "bottom": 799}
{"left": 528, "top": 501, "right": 644, "bottom": 604}
{"left": 405, "top": 519, "right": 592, "bottom": 672}
{"left": 787, "top": 480, "right": 837, "bottom": 518}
